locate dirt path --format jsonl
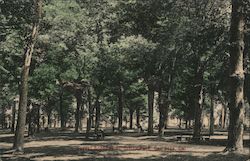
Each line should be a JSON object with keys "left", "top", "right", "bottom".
{"left": 0, "top": 129, "right": 249, "bottom": 161}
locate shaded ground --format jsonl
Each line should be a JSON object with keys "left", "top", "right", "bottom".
{"left": 0, "top": 129, "right": 249, "bottom": 161}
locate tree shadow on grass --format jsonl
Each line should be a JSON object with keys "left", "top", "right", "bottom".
{"left": 1, "top": 146, "right": 249, "bottom": 161}
{"left": 140, "top": 136, "right": 250, "bottom": 148}
{"left": 182, "top": 139, "right": 250, "bottom": 148}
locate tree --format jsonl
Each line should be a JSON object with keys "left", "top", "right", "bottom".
{"left": 13, "top": 0, "right": 43, "bottom": 152}
{"left": 225, "top": 0, "right": 246, "bottom": 152}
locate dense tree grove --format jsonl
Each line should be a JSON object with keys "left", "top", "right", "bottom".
{"left": 0, "top": 0, "right": 249, "bottom": 153}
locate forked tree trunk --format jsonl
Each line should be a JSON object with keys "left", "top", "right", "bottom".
{"left": 13, "top": 0, "right": 42, "bottom": 152}
{"left": 225, "top": 0, "right": 245, "bottom": 152}
{"left": 148, "top": 84, "right": 154, "bottom": 135}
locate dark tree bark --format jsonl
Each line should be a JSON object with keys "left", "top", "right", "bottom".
{"left": 86, "top": 88, "right": 93, "bottom": 138}
{"left": 11, "top": 103, "right": 16, "bottom": 133}
{"left": 185, "top": 120, "right": 188, "bottom": 129}
{"left": 179, "top": 118, "right": 182, "bottom": 128}
{"left": 225, "top": 0, "right": 245, "bottom": 152}
{"left": 164, "top": 104, "right": 169, "bottom": 129}
{"left": 147, "top": 84, "right": 155, "bottom": 135}
{"left": 193, "top": 64, "right": 204, "bottom": 141}
{"left": 210, "top": 95, "right": 215, "bottom": 135}
{"left": 164, "top": 56, "right": 176, "bottom": 129}
{"left": 36, "top": 106, "right": 40, "bottom": 133}
{"left": 1, "top": 107, "right": 6, "bottom": 128}
{"left": 75, "top": 92, "right": 82, "bottom": 133}
{"left": 117, "top": 84, "right": 124, "bottom": 132}
{"left": 136, "top": 107, "right": 140, "bottom": 127}
{"left": 59, "top": 91, "right": 65, "bottom": 128}
{"left": 158, "top": 87, "right": 166, "bottom": 136}
{"left": 13, "top": 0, "right": 42, "bottom": 152}
{"left": 62, "top": 81, "right": 88, "bottom": 132}
{"left": 222, "top": 106, "right": 228, "bottom": 129}
{"left": 95, "top": 98, "right": 100, "bottom": 132}
{"left": 47, "top": 111, "right": 51, "bottom": 128}
{"left": 27, "top": 109, "right": 32, "bottom": 136}
{"left": 129, "top": 109, "right": 134, "bottom": 129}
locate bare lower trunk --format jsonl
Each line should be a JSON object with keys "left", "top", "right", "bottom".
{"left": 36, "top": 106, "right": 40, "bottom": 133}
{"left": 148, "top": 85, "right": 154, "bottom": 135}
{"left": 11, "top": 103, "right": 16, "bottom": 133}
{"left": 59, "top": 91, "right": 65, "bottom": 128}
{"left": 179, "top": 118, "right": 182, "bottom": 128}
{"left": 28, "top": 110, "right": 32, "bottom": 136}
{"left": 158, "top": 88, "right": 165, "bottom": 136}
{"left": 13, "top": 0, "right": 42, "bottom": 152}
{"left": 210, "top": 95, "right": 214, "bottom": 135}
{"left": 95, "top": 98, "right": 100, "bottom": 132}
{"left": 185, "top": 120, "right": 188, "bottom": 129}
{"left": 14, "top": 60, "right": 30, "bottom": 151}
{"left": 129, "top": 109, "right": 134, "bottom": 129}
{"left": 1, "top": 108, "right": 6, "bottom": 128}
{"left": 164, "top": 104, "right": 169, "bottom": 129}
{"left": 86, "top": 88, "right": 93, "bottom": 138}
{"left": 118, "top": 84, "right": 124, "bottom": 132}
{"left": 222, "top": 106, "right": 228, "bottom": 129}
{"left": 136, "top": 108, "right": 140, "bottom": 127}
{"left": 47, "top": 112, "right": 51, "bottom": 128}
{"left": 225, "top": 0, "right": 245, "bottom": 152}
{"left": 75, "top": 93, "right": 82, "bottom": 133}
{"left": 193, "top": 65, "right": 204, "bottom": 141}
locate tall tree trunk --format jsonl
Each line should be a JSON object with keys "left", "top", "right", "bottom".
{"left": 158, "top": 87, "right": 166, "bottom": 136}
{"left": 1, "top": 107, "right": 6, "bottom": 128}
{"left": 95, "top": 98, "right": 100, "bottom": 132}
{"left": 165, "top": 56, "right": 176, "bottom": 129}
{"left": 75, "top": 92, "right": 82, "bottom": 133}
{"left": 179, "top": 118, "right": 182, "bottom": 128}
{"left": 223, "top": 106, "right": 228, "bottom": 129}
{"left": 59, "top": 91, "right": 65, "bottom": 128}
{"left": 47, "top": 111, "right": 51, "bottom": 128}
{"left": 129, "top": 109, "right": 134, "bottom": 129}
{"left": 118, "top": 84, "right": 124, "bottom": 132}
{"left": 193, "top": 65, "right": 204, "bottom": 141}
{"left": 36, "top": 106, "right": 40, "bottom": 133}
{"left": 27, "top": 109, "right": 32, "bottom": 136}
{"left": 147, "top": 84, "right": 154, "bottom": 135}
{"left": 185, "top": 120, "right": 188, "bottom": 129}
{"left": 210, "top": 95, "right": 215, "bottom": 135}
{"left": 11, "top": 103, "right": 16, "bottom": 133}
{"left": 136, "top": 108, "right": 140, "bottom": 127}
{"left": 225, "top": 0, "right": 245, "bottom": 152}
{"left": 13, "top": 0, "right": 42, "bottom": 152}
{"left": 86, "top": 88, "right": 93, "bottom": 138}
